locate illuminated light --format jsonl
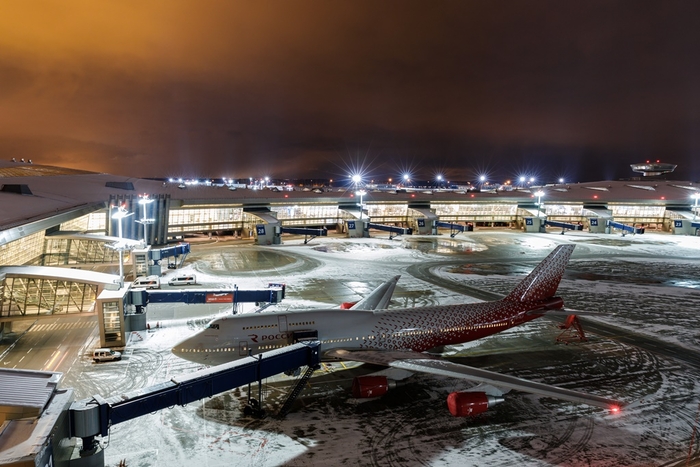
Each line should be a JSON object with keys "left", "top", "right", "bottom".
{"left": 411, "top": 194, "right": 415, "bottom": 197}
{"left": 593, "top": 195, "right": 598, "bottom": 199}
{"left": 661, "top": 196, "right": 665, "bottom": 200}
{"left": 284, "top": 194, "right": 288, "bottom": 198}
{"left": 351, "top": 174, "right": 362, "bottom": 184}
{"left": 470, "top": 194, "right": 475, "bottom": 198}
{"left": 610, "top": 406, "right": 621, "bottom": 414}
{"left": 350, "top": 194, "right": 354, "bottom": 197}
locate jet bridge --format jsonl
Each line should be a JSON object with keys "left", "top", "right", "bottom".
{"left": 367, "top": 222, "right": 412, "bottom": 239}
{"left": 435, "top": 221, "right": 472, "bottom": 237}
{"left": 141, "top": 285, "right": 285, "bottom": 307}
{"left": 69, "top": 341, "right": 321, "bottom": 462}
{"left": 606, "top": 220, "right": 645, "bottom": 235}
{"left": 544, "top": 220, "right": 584, "bottom": 234}
{"left": 279, "top": 226, "right": 328, "bottom": 244}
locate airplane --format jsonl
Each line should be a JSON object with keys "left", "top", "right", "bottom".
{"left": 173, "top": 245, "right": 625, "bottom": 417}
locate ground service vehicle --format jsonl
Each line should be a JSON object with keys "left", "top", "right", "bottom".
{"left": 132, "top": 275, "right": 160, "bottom": 289}
{"left": 168, "top": 274, "right": 196, "bottom": 286}
{"left": 93, "top": 348, "right": 122, "bottom": 362}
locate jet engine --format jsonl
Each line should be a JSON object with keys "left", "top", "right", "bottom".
{"left": 446, "top": 392, "right": 505, "bottom": 417}
{"left": 351, "top": 375, "right": 396, "bottom": 398}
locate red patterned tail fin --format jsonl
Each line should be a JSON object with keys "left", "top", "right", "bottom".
{"left": 504, "top": 245, "right": 575, "bottom": 303}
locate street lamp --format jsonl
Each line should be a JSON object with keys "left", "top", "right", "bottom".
{"left": 137, "top": 196, "right": 155, "bottom": 245}
{"left": 111, "top": 205, "right": 134, "bottom": 288}
{"left": 534, "top": 190, "right": 545, "bottom": 218}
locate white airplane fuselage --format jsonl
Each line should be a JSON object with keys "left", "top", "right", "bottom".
{"left": 172, "top": 296, "right": 563, "bottom": 366}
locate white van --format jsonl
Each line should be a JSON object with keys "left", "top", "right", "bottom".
{"left": 93, "top": 348, "right": 121, "bottom": 362}
{"left": 132, "top": 275, "right": 161, "bottom": 289}
{"left": 168, "top": 274, "right": 196, "bottom": 286}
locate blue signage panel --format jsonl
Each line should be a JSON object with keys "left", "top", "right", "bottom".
{"left": 590, "top": 218, "right": 598, "bottom": 226}
{"left": 256, "top": 225, "right": 266, "bottom": 235}
{"left": 418, "top": 218, "right": 425, "bottom": 227}
{"left": 347, "top": 221, "right": 356, "bottom": 230}
{"left": 525, "top": 218, "right": 533, "bottom": 226}
{"left": 674, "top": 220, "right": 683, "bottom": 228}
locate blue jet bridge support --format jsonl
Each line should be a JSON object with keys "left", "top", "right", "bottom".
{"left": 130, "top": 284, "right": 285, "bottom": 313}
{"left": 544, "top": 220, "right": 584, "bottom": 235}
{"left": 152, "top": 242, "right": 190, "bottom": 269}
{"left": 70, "top": 341, "right": 321, "bottom": 457}
{"left": 367, "top": 222, "right": 412, "bottom": 239}
{"left": 435, "top": 221, "right": 470, "bottom": 237}
{"left": 280, "top": 226, "right": 328, "bottom": 244}
{"left": 606, "top": 220, "right": 645, "bottom": 236}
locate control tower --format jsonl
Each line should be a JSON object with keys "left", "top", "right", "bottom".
{"left": 630, "top": 160, "right": 677, "bottom": 176}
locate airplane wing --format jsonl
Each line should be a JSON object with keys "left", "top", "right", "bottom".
{"left": 325, "top": 348, "right": 624, "bottom": 410}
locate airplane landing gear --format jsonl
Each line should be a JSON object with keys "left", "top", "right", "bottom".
{"left": 243, "top": 398, "right": 266, "bottom": 418}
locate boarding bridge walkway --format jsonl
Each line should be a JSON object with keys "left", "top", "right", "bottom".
{"left": 280, "top": 226, "right": 328, "bottom": 244}
{"left": 131, "top": 284, "right": 286, "bottom": 309}
{"left": 435, "top": 221, "right": 472, "bottom": 237}
{"left": 154, "top": 242, "right": 190, "bottom": 268}
{"left": 70, "top": 342, "right": 321, "bottom": 445}
{"left": 367, "top": 222, "right": 412, "bottom": 239}
{"left": 544, "top": 220, "right": 584, "bottom": 234}
{"left": 606, "top": 220, "right": 645, "bottom": 235}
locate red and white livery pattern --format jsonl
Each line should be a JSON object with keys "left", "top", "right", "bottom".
{"left": 173, "top": 245, "right": 625, "bottom": 415}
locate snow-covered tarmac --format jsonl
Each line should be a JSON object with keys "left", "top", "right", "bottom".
{"left": 62, "top": 230, "right": 700, "bottom": 466}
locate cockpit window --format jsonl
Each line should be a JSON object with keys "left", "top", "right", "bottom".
{"left": 209, "top": 324, "right": 220, "bottom": 329}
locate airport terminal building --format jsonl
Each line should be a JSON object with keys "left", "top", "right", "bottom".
{"left": 2, "top": 159, "right": 699, "bottom": 335}
{"left": 1, "top": 159, "right": 699, "bottom": 466}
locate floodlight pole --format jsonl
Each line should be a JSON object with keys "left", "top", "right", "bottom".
{"left": 112, "top": 206, "right": 133, "bottom": 289}
{"left": 117, "top": 213, "right": 125, "bottom": 288}
{"left": 137, "top": 197, "right": 155, "bottom": 245}
{"left": 356, "top": 190, "right": 366, "bottom": 219}
{"left": 534, "top": 191, "right": 545, "bottom": 219}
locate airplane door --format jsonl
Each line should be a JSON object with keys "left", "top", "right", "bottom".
{"left": 278, "top": 315, "right": 288, "bottom": 332}
{"left": 239, "top": 341, "right": 248, "bottom": 356}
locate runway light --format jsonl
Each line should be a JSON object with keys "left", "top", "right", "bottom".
{"left": 610, "top": 406, "right": 621, "bottom": 414}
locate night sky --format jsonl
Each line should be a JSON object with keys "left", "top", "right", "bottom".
{"left": 2, "top": 1, "right": 700, "bottom": 183}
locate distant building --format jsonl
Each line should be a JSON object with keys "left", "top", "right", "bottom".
{"left": 630, "top": 160, "right": 677, "bottom": 176}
